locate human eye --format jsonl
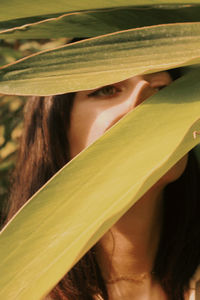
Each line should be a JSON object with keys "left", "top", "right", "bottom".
{"left": 87, "top": 85, "right": 121, "bottom": 98}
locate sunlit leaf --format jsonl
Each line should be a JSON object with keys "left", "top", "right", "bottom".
{"left": 0, "top": 69, "right": 200, "bottom": 300}
{"left": 1, "top": 0, "right": 200, "bottom": 22}
{"left": 0, "top": 23, "right": 200, "bottom": 96}
{"left": 1, "top": 6, "right": 200, "bottom": 39}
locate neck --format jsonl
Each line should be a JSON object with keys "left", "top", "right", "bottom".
{"left": 95, "top": 185, "right": 164, "bottom": 281}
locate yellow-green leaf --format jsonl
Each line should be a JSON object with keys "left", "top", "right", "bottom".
{"left": 1, "top": 1, "right": 200, "bottom": 22}
{"left": 0, "top": 69, "right": 200, "bottom": 300}
{"left": 1, "top": 6, "right": 200, "bottom": 39}
{"left": 0, "top": 23, "right": 200, "bottom": 96}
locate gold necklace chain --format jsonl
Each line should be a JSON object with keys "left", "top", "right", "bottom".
{"left": 105, "top": 271, "right": 156, "bottom": 284}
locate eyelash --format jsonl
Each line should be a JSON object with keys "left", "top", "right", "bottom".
{"left": 87, "top": 81, "right": 168, "bottom": 99}
{"left": 88, "top": 85, "right": 121, "bottom": 98}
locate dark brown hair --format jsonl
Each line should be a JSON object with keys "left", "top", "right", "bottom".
{"left": 4, "top": 85, "right": 200, "bottom": 300}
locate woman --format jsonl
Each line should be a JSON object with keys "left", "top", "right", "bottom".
{"left": 4, "top": 69, "right": 200, "bottom": 300}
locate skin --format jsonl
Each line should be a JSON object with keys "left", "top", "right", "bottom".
{"left": 67, "top": 72, "right": 188, "bottom": 299}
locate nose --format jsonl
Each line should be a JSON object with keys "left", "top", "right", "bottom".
{"left": 106, "top": 79, "right": 159, "bottom": 130}
{"left": 128, "top": 79, "right": 158, "bottom": 109}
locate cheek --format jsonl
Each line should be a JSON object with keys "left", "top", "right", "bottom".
{"left": 67, "top": 101, "right": 109, "bottom": 158}
{"left": 156, "top": 154, "right": 188, "bottom": 187}
{"left": 67, "top": 105, "right": 92, "bottom": 158}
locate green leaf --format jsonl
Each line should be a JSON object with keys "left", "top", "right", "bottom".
{"left": 1, "top": 69, "right": 200, "bottom": 300}
{"left": 1, "top": 0, "right": 200, "bottom": 22}
{"left": 0, "top": 22, "right": 200, "bottom": 96}
{"left": 1, "top": 6, "right": 200, "bottom": 39}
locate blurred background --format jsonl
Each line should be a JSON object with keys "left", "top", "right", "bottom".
{"left": 0, "top": 38, "right": 68, "bottom": 226}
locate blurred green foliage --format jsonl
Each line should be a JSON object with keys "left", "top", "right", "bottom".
{"left": 0, "top": 38, "right": 68, "bottom": 226}
{"left": 0, "top": 95, "right": 25, "bottom": 226}
{"left": 0, "top": 38, "right": 69, "bottom": 66}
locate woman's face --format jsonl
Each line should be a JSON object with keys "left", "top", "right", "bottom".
{"left": 68, "top": 71, "right": 188, "bottom": 185}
